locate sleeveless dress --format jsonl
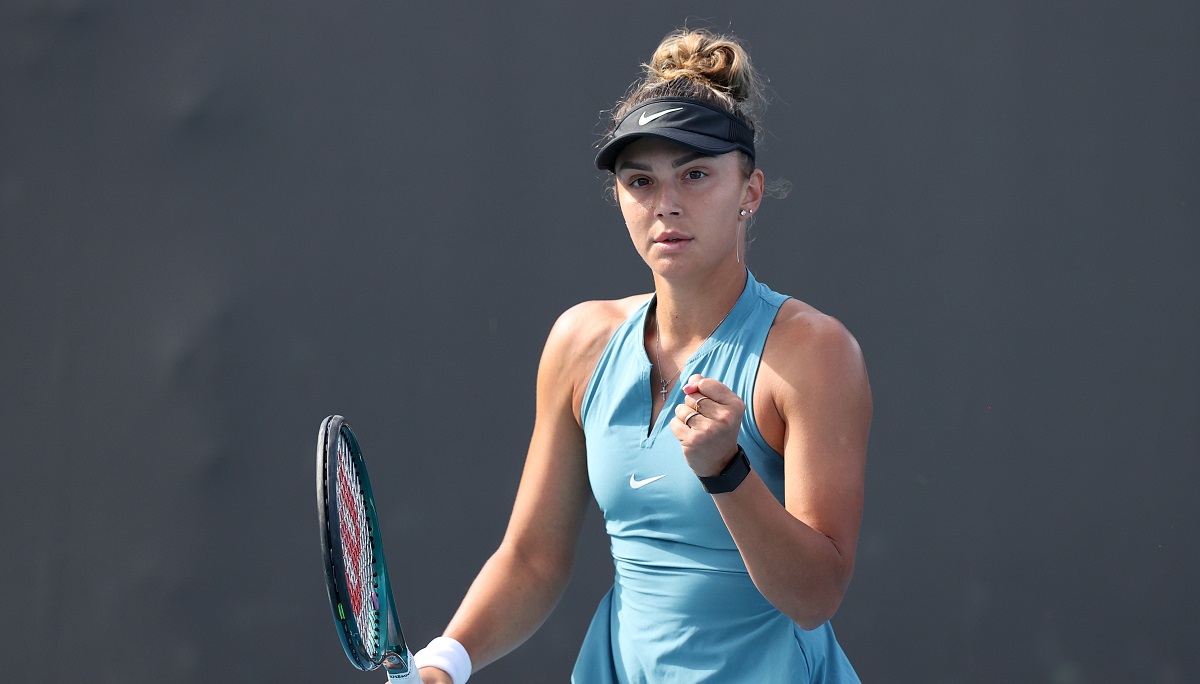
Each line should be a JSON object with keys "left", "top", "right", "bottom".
{"left": 572, "top": 271, "right": 859, "bottom": 683}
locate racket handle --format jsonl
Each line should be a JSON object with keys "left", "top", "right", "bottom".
{"left": 383, "top": 653, "right": 423, "bottom": 683}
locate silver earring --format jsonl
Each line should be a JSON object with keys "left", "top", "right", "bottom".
{"left": 739, "top": 210, "right": 748, "bottom": 216}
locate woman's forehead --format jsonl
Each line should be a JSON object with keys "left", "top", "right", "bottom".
{"left": 615, "top": 138, "right": 727, "bottom": 168}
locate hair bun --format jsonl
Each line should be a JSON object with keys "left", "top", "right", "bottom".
{"left": 648, "top": 30, "right": 754, "bottom": 102}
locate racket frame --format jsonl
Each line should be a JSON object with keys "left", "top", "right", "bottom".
{"left": 317, "top": 414, "right": 414, "bottom": 675}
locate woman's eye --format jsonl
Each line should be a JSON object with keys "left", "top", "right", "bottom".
{"left": 685, "top": 170, "right": 706, "bottom": 180}
{"left": 629, "top": 177, "right": 651, "bottom": 187}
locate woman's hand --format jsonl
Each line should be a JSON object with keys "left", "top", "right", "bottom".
{"left": 670, "top": 374, "right": 744, "bottom": 477}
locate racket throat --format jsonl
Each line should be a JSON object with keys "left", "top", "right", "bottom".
{"left": 382, "top": 652, "right": 421, "bottom": 681}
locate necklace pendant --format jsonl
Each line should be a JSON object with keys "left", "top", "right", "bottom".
{"left": 659, "top": 381, "right": 669, "bottom": 398}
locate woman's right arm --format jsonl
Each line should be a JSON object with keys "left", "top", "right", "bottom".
{"left": 417, "top": 303, "right": 610, "bottom": 682}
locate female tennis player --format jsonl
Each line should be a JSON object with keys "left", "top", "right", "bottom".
{"left": 407, "top": 28, "right": 871, "bottom": 683}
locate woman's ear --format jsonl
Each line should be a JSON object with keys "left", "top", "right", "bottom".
{"left": 743, "top": 168, "right": 765, "bottom": 213}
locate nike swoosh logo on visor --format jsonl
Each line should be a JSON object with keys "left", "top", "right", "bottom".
{"left": 638, "top": 107, "right": 683, "bottom": 126}
{"left": 629, "top": 473, "right": 668, "bottom": 489}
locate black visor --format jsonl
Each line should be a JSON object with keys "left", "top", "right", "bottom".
{"left": 595, "top": 97, "right": 756, "bottom": 172}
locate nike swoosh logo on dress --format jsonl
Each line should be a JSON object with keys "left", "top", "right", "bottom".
{"left": 629, "top": 473, "right": 668, "bottom": 489}
{"left": 638, "top": 107, "right": 683, "bottom": 125}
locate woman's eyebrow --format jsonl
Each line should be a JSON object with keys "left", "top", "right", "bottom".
{"left": 672, "top": 151, "right": 713, "bottom": 168}
{"left": 615, "top": 160, "right": 651, "bottom": 173}
{"left": 616, "top": 151, "right": 715, "bottom": 173}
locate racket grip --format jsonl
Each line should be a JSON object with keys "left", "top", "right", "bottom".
{"left": 383, "top": 653, "right": 423, "bottom": 683}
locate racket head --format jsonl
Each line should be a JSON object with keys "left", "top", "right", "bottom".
{"left": 317, "top": 415, "right": 413, "bottom": 673}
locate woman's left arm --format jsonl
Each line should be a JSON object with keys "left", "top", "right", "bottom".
{"left": 671, "top": 308, "right": 871, "bottom": 630}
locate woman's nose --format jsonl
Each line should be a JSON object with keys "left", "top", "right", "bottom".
{"left": 654, "top": 184, "right": 682, "bottom": 217}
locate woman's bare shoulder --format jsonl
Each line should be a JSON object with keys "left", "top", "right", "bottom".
{"left": 548, "top": 294, "right": 652, "bottom": 353}
{"left": 769, "top": 298, "right": 860, "bottom": 350}
{"left": 539, "top": 294, "right": 652, "bottom": 419}
{"left": 762, "top": 297, "right": 870, "bottom": 407}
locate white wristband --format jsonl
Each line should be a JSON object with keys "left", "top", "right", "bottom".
{"left": 414, "top": 636, "right": 472, "bottom": 684}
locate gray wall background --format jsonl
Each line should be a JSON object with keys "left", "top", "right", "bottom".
{"left": 2, "top": 1, "right": 1197, "bottom": 682}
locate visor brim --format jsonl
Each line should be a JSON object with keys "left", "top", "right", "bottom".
{"left": 595, "top": 130, "right": 751, "bottom": 172}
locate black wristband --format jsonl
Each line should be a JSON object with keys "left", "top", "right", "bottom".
{"left": 698, "top": 445, "right": 751, "bottom": 494}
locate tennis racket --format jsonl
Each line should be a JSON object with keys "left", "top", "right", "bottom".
{"left": 317, "top": 415, "right": 423, "bottom": 682}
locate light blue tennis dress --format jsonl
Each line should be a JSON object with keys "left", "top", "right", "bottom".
{"left": 572, "top": 271, "right": 859, "bottom": 683}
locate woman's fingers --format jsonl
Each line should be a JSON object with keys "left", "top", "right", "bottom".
{"left": 671, "top": 375, "right": 745, "bottom": 476}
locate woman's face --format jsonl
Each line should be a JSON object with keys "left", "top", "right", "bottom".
{"left": 612, "top": 137, "right": 763, "bottom": 278}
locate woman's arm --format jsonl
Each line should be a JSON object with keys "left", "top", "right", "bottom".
{"left": 671, "top": 304, "right": 871, "bottom": 630}
{"left": 418, "top": 303, "right": 616, "bottom": 682}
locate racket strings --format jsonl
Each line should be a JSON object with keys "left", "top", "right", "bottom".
{"left": 336, "top": 433, "right": 381, "bottom": 658}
